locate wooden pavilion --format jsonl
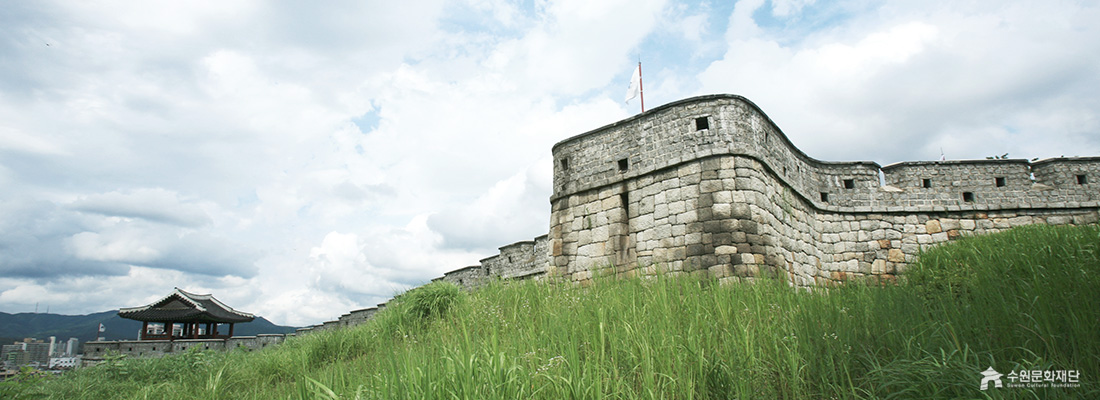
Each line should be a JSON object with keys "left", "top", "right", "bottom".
{"left": 118, "top": 288, "right": 254, "bottom": 340}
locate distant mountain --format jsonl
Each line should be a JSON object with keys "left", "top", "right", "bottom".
{"left": 0, "top": 311, "right": 297, "bottom": 351}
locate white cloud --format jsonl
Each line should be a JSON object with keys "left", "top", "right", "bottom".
{"left": 69, "top": 231, "right": 160, "bottom": 264}
{"left": 0, "top": 284, "right": 71, "bottom": 308}
{"left": 771, "top": 0, "right": 816, "bottom": 18}
{"left": 0, "top": 125, "right": 67, "bottom": 155}
{"left": 804, "top": 22, "right": 938, "bottom": 76}
{"left": 674, "top": 13, "right": 709, "bottom": 42}
{"left": 698, "top": 0, "right": 1100, "bottom": 162}
{"left": 428, "top": 160, "right": 552, "bottom": 250}
{"left": 71, "top": 188, "right": 213, "bottom": 228}
{"left": 0, "top": 266, "right": 189, "bottom": 315}
{"left": 66, "top": 226, "right": 257, "bottom": 278}
{"left": 479, "top": 0, "right": 668, "bottom": 96}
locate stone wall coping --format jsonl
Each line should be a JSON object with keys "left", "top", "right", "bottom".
{"left": 444, "top": 265, "right": 482, "bottom": 274}
{"left": 1030, "top": 156, "right": 1100, "bottom": 166}
{"left": 499, "top": 240, "right": 535, "bottom": 250}
{"left": 880, "top": 159, "right": 1031, "bottom": 170}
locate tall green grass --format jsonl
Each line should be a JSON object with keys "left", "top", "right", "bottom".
{"left": 21, "top": 224, "right": 1100, "bottom": 399}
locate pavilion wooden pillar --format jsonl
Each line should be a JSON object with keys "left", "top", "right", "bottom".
{"left": 141, "top": 321, "right": 149, "bottom": 340}
{"left": 166, "top": 322, "right": 174, "bottom": 340}
{"left": 228, "top": 323, "right": 235, "bottom": 337}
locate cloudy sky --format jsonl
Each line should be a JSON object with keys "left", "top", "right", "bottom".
{"left": 2, "top": 0, "right": 1098, "bottom": 326}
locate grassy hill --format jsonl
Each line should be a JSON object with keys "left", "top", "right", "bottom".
{"left": 10, "top": 224, "right": 1099, "bottom": 399}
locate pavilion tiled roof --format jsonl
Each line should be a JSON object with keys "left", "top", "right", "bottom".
{"left": 118, "top": 288, "right": 255, "bottom": 323}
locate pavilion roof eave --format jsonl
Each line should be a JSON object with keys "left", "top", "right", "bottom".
{"left": 118, "top": 309, "right": 254, "bottom": 324}
{"left": 118, "top": 287, "right": 255, "bottom": 324}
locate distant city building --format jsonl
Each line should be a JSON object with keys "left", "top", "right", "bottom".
{"left": 66, "top": 337, "right": 79, "bottom": 356}
{"left": 1, "top": 337, "right": 82, "bottom": 370}
{"left": 1, "top": 344, "right": 17, "bottom": 370}
{"left": 1, "top": 339, "right": 51, "bottom": 369}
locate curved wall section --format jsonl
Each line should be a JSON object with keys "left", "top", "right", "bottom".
{"left": 549, "top": 94, "right": 1099, "bottom": 285}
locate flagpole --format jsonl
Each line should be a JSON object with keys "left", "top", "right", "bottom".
{"left": 638, "top": 61, "right": 645, "bottom": 113}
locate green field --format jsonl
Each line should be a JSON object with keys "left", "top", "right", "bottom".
{"left": 7, "top": 224, "right": 1098, "bottom": 399}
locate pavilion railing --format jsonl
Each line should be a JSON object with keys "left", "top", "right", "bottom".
{"left": 139, "top": 333, "right": 233, "bottom": 341}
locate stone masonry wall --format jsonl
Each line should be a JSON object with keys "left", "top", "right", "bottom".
{"left": 435, "top": 235, "right": 550, "bottom": 290}
{"left": 549, "top": 94, "right": 1100, "bottom": 285}
{"left": 82, "top": 334, "right": 287, "bottom": 366}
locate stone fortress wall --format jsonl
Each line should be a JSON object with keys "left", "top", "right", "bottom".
{"left": 549, "top": 94, "right": 1099, "bottom": 286}
{"left": 83, "top": 335, "right": 287, "bottom": 365}
{"left": 84, "top": 94, "right": 1099, "bottom": 363}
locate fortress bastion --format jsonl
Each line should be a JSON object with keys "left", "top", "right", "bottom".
{"left": 543, "top": 94, "right": 1099, "bottom": 286}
